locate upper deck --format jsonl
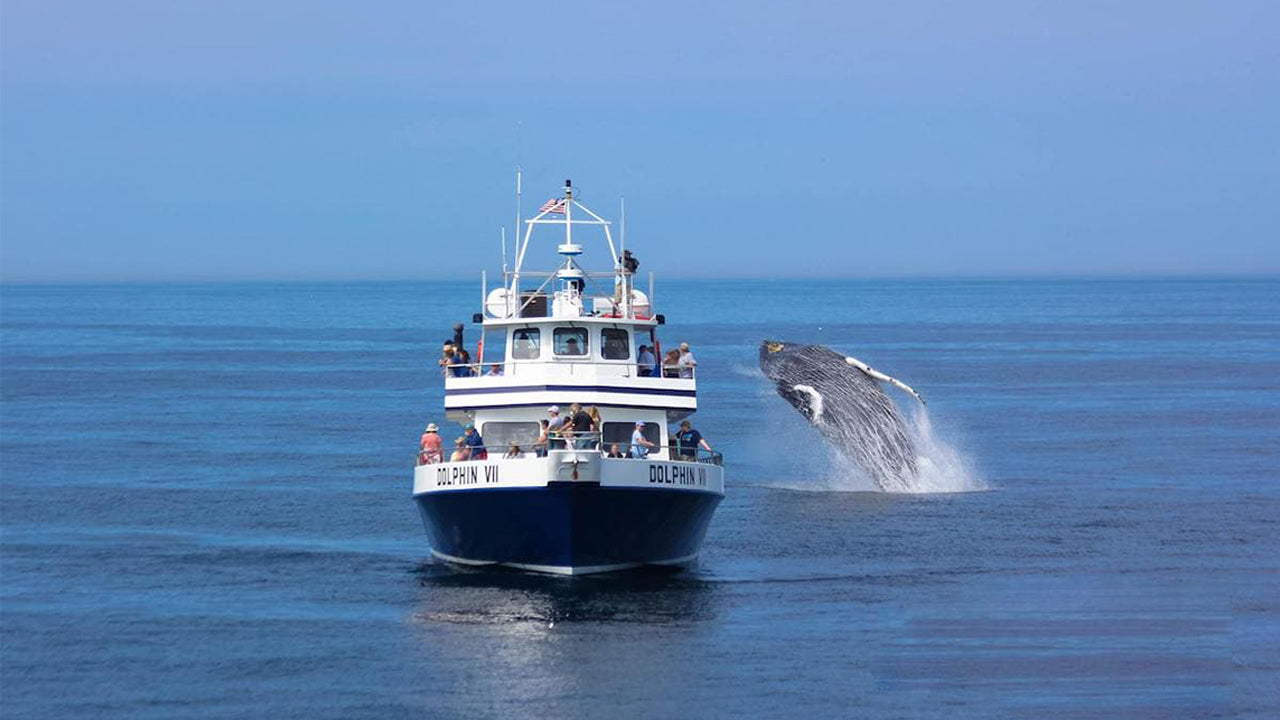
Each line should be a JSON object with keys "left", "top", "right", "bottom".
{"left": 442, "top": 178, "right": 696, "bottom": 420}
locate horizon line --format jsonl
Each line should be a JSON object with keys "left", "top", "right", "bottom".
{"left": 2, "top": 271, "right": 1278, "bottom": 287}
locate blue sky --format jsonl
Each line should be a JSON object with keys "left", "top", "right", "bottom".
{"left": 2, "top": 1, "right": 1277, "bottom": 281}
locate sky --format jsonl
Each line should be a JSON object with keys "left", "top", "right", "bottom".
{"left": 1, "top": 1, "right": 1277, "bottom": 281}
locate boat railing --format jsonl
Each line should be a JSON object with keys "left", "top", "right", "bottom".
{"left": 414, "top": 436, "right": 722, "bottom": 466}
{"left": 439, "top": 360, "right": 694, "bottom": 379}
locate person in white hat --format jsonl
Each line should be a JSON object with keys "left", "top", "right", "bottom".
{"left": 630, "top": 421, "right": 656, "bottom": 459}
{"left": 547, "top": 406, "right": 566, "bottom": 450}
{"left": 677, "top": 342, "right": 697, "bottom": 379}
{"left": 419, "top": 423, "right": 443, "bottom": 464}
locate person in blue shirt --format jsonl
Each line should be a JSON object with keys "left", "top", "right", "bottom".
{"left": 463, "top": 424, "right": 487, "bottom": 460}
{"left": 630, "top": 422, "right": 656, "bottom": 459}
{"left": 674, "top": 420, "right": 712, "bottom": 461}
{"left": 636, "top": 345, "right": 656, "bottom": 377}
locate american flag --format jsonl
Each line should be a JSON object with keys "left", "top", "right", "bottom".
{"left": 539, "top": 198, "right": 567, "bottom": 215}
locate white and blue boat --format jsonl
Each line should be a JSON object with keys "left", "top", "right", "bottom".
{"left": 413, "top": 179, "right": 725, "bottom": 575}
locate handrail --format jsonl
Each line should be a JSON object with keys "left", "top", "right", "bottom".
{"left": 439, "top": 359, "right": 695, "bottom": 379}
{"left": 415, "top": 437, "right": 723, "bottom": 467}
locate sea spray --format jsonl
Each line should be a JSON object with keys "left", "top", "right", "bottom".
{"left": 825, "top": 404, "right": 984, "bottom": 494}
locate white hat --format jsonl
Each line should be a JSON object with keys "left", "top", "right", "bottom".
{"left": 635, "top": 421, "right": 645, "bottom": 427}
{"left": 548, "top": 405, "right": 560, "bottom": 413}
{"left": 680, "top": 342, "right": 690, "bottom": 350}
{"left": 425, "top": 423, "right": 438, "bottom": 432}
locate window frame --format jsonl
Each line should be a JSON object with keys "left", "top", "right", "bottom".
{"left": 481, "top": 421, "right": 543, "bottom": 453}
{"left": 552, "top": 326, "right": 590, "bottom": 357}
{"left": 510, "top": 327, "right": 541, "bottom": 360}
{"left": 601, "top": 327, "right": 632, "bottom": 361}
{"left": 602, "top": 422, "right": 661, "bottom": 457}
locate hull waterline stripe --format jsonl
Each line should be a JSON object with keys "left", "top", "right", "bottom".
{"left": 444, "top": 400, "right": 694, "bottom": 412}
{"left": 446, "top": 384, "right": 696, "bottom": 398}
{"left": 413, "top": 483, "right": 725, "bottom": 498}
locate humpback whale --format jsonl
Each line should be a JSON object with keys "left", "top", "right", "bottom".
{"left": 759, "top": 340, "right": 926, "bottom": 492}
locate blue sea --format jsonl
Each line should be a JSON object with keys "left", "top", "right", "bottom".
{"left": 2, "top": 279, "right": 1277, "bottom": 719}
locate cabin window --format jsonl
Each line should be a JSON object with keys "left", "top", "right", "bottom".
{"left": 602, "top": 422, "right": 661, "bottom": 456}
{"left": 511, "top": 328, "right": 540, "bottom": 360}
{"left": 482, "top": 422, "right": 542, "bottom": 453}
{"left": 601, "top": 328, "right": 631, "bottom": 360}
{"left": 553, "top": 327, "right": 589, "bottom": 356}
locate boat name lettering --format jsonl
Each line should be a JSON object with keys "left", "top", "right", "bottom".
{"left": 436, "top": 465, "right": 500, "bottom": 486}
{"left": 648, "top": 464, "right": 707, "bottom": 487}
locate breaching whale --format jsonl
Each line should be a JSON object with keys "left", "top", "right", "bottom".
{"left": 759, "top": 340, "right": 926, "bottom": 492}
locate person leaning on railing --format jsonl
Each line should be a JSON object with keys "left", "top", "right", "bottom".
{"left": 662, "top": 350, "right": 681, "bottom": 378}
{"left": 546, "top": 406, "right": 566, "bottom": 450}
{"left": 631, "top": 422, "right": 657, "bottom": 459}
{"left": 674, "top": 420, "right": 712, "bottom": 461}
{"left": 419, "top": 423, "right": 443, "bottom": 465}
{"left": 677, "top": 343, "right": 697, "bottom": 378}
{"left": 463, "top": 424, "right": 487, "bottom": 460}
{"left": 569, "top": 403, "right": 594, "bottom": 450}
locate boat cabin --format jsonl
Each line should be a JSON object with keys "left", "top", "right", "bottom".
{"left": 433, "top": 179, "right": 709, "bottom": 464}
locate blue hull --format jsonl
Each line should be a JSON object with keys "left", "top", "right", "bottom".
{"left": 415, "top": 483, "right": 722, "bottom": 574}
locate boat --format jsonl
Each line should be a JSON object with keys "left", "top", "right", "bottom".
{"left": 412, "top": 178, "right": 725, "bottom": 575}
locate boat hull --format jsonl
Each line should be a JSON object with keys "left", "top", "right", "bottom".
{"left": 415, "top": 483, "right": 722, "bottom": 575}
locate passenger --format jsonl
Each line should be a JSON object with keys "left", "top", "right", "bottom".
{"left": 677, "top": 342, "right": 697, "bottom": 379}
{"left": 534, "top": 419, "right": 550, "bottom": 457}
{"left": 439, "top": 343, "right": 469, "bottom": 378}
{"left": 504, "top": 444, "right": 521, "bottom": 459}
{"left": 662, "top": 349, "right": 681, "bottom": 378}
{"left": 439, "top": 344, "right": 458, "bottom": 375}
{"left": 419, "top": 423, "right": 443, "bottom": 465}
{"left": 605, "top": 443, "right": 625, "bottom": 459}
{"left": 450, "top": 437, "right": 468, "bottom": 462}
{"left": 570, "top": 403, "right": 593, "bottom": 449}
{"left": 636, "top": 344, "right": 656, "bottom": 377}
{"left": 485, "top": 363, "right": 503, "bottom": 376}
{"left": 586, "top": 406, "right": 601, "bottom": 433}
{"left": 630, "top": 422, "right": 656, "bottom": 459}
{"left": 564, "top": 337, "right": 582, "bottom": 355}
{"left": 546, "top": 406, "right": 566, "bottom": 450}
{"left": 674, "top": 420, "right": 712, "bottom": 461}
{"left": 463, "top": 424, "right": 487, "bottom": 460}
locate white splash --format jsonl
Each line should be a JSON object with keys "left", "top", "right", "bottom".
{"left": 901, "top": 405, "right": 986, "bottom": 493}
{"left": 822, "top": 403, "right": 985, "bottom": 494}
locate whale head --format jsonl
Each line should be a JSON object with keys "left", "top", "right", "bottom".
{"left": 759, "top": 340, "right": 834, "bottom": 423}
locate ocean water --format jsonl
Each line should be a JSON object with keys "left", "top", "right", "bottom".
{"left": 2, "top": 278, "right": 1277, "bottom": 719}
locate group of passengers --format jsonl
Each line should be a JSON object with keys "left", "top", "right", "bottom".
{"left": 438, "top": 341, "right": 474, "bottom": 377}
{"left": 636, "top": 342, "right": 697, "bottom": 378}
{"left": 439, "top": 338, "right": 700, "bottom": 380}
{"left": 418, "top": 409, "right": 713, "bottom": 465}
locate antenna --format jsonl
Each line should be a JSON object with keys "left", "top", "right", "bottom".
{"left": 620, "top": 196, "right": 626, "bottom": 263}
{"left": 514, "top": 165, "right": 522, "bottom": 264}
{"left": 500, "top": 226, "right": 508, "bottom": 278}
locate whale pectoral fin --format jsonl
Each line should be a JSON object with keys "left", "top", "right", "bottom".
{"left": 845, "top": 355, "right": 927, "bottom": 406}
{"left": 780, "top": 383, "right": 824, "bottom": 423}
{"left": 777, "top": 383, "right": 817, "bottom": 423}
